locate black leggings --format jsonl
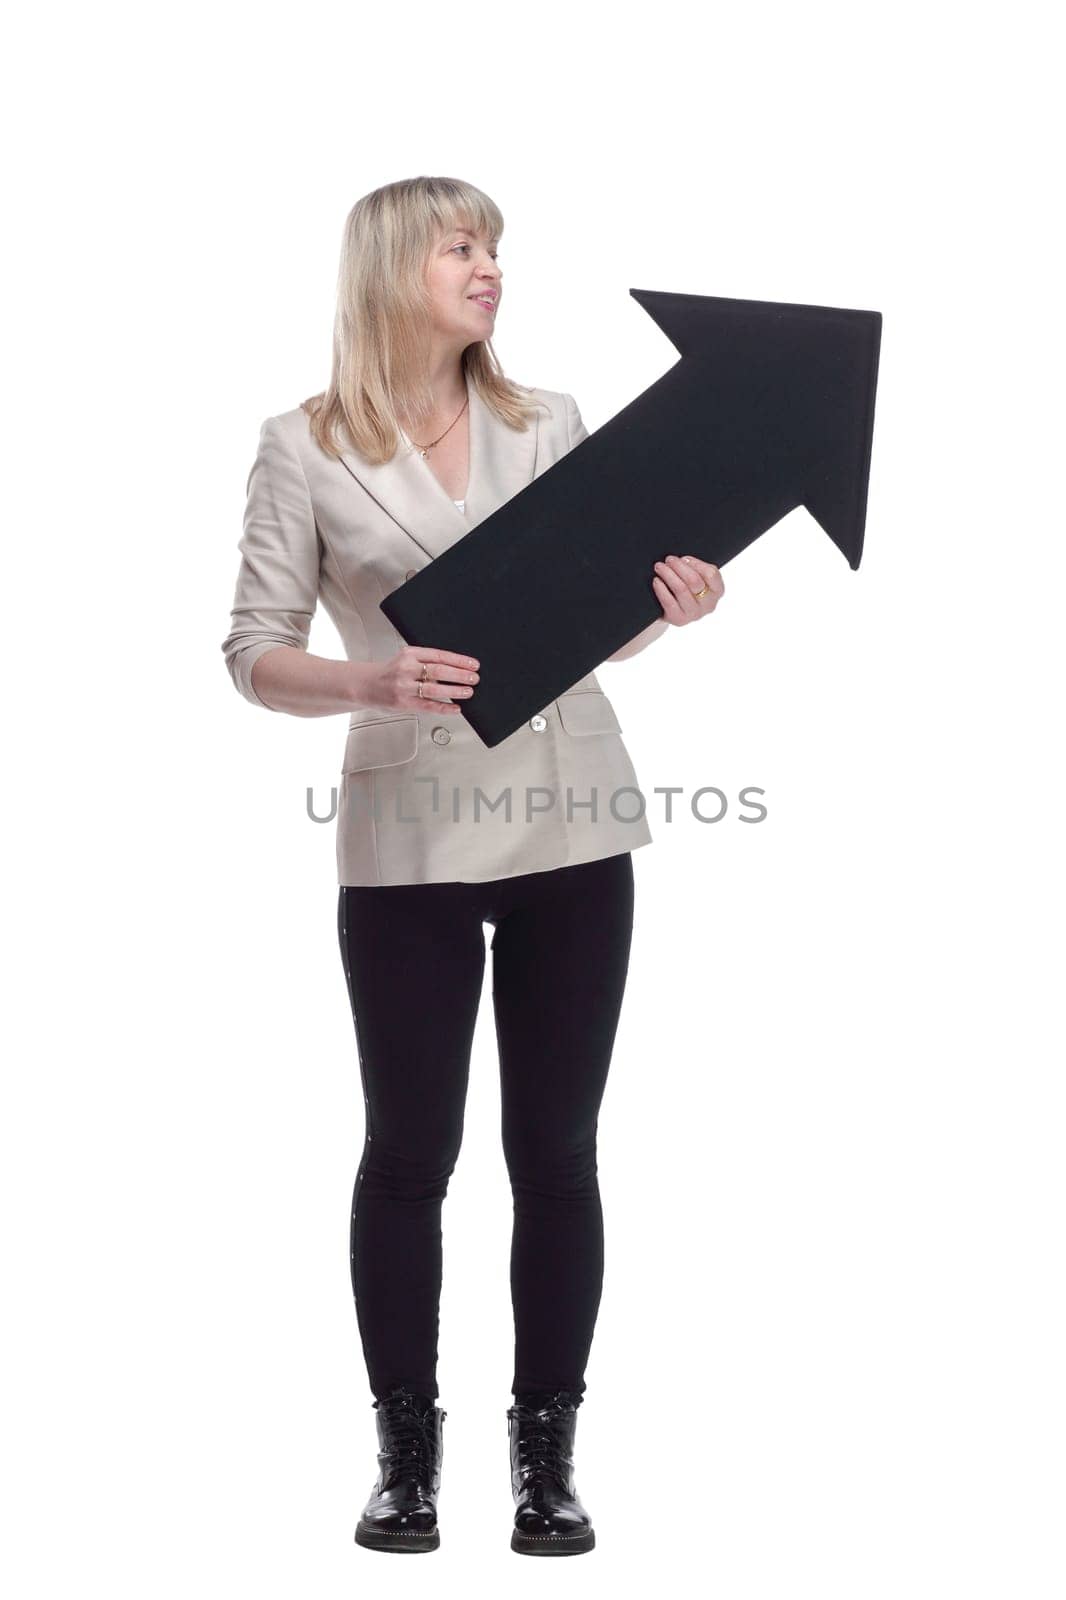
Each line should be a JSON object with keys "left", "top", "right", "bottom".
{"left": 336, "top": 850, "right": 635, "bottom": 1402}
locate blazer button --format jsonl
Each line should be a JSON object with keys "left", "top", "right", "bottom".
{"left": 528, "top": 714, "right": 547, "bottom": 732}
{"left": 405, "top": 569, "right": 416, "bottom": 581}
{"left": 431, "top": 726, "right": 451, "bottom": 745}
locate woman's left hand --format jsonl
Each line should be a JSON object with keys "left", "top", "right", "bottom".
{"left": 652, "top": 554, "right": 725, "bottom": 626}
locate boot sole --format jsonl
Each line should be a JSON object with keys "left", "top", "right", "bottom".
{"left": 511, "top": 1527, "right": 595, "bottom": 1555}
{"left": 355, "top": 1521, "right": 439, "bottom": 1552}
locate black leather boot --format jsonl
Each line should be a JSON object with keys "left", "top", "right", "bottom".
{"left": 506, "top": 1390, "right": 595, "bottom": 1555}
{"left": 354, "top": 1386, "right": 446, "bottom": 1552}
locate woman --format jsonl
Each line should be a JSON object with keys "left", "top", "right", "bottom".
{"left": 220, "top": 176, "right": 724, "bottom": 1557}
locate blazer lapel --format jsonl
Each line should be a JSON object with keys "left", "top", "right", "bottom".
{"left": 335, "top": 376, "right": 541, "bottom": 563}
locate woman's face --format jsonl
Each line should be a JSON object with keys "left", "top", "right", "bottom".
{"left": 425, "top": 220, "right": 502, "bottom": 349}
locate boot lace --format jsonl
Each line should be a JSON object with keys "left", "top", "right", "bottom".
{"left": 509, "top": 1401, "right": 573, "bottom": 1489}
{"left": 378, "top": 1393, "right": 436, "bottom": 1486}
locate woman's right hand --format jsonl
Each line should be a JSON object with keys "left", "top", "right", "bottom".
{"left": 364, "top": 644, "right": 480, "bottom": 714}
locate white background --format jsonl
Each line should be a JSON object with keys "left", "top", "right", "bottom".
{"left": 5, "top": 2, "right": 1063, "bottom": 1594}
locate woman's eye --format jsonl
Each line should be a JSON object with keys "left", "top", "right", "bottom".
{"left": 453, "top": 243, "right": 499, "bottom": 259}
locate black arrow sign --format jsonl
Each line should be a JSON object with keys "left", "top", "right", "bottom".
{"left": 381, "top": 288, "right": 882, "bottom": 748}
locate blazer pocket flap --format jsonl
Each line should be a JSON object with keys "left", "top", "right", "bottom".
{"left": 556, "top": 690, "right": 622, "bottom": 737}
{"left": 342, "top": 716, "right": 419, "bottom": 773}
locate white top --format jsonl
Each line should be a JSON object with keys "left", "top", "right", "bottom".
{"left": 453, "top": 498, "right": 465, "bottom": 513}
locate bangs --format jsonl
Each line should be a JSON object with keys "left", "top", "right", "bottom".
{"left": 433, "top": 193, "right": 502, "bottom": 246}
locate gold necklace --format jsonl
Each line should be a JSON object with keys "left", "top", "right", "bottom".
{"left": 409, "top": 395, "right": 469, "bottom": 458}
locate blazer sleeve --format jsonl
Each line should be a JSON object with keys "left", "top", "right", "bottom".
{"left": 563, "top": 392, "right": 589, "bottom": 450}
{"left": 220, "top": 415, "right": 321, "bottom": 710}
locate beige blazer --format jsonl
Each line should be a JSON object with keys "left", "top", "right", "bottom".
{"left": 221, "top": 378, "right": 654, "bottom": 885}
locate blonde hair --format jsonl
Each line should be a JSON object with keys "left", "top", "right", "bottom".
{"left": 301, "top": 176, "right": 546, "bottom": 465}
